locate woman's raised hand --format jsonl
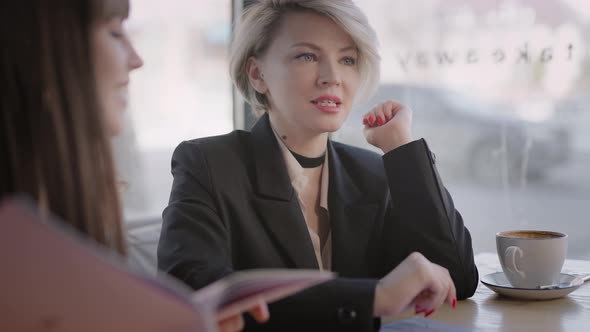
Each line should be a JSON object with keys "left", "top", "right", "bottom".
{"left": 373, "top": 252, "right": 457, "bottom": 318}
{"left": 362, "top": 100, "right": 413, "bottom": 153}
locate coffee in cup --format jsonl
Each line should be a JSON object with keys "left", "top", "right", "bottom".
{"left": 496, "top": 230, "right": 567, "bottom": 289}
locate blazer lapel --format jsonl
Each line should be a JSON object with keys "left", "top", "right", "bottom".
{"left": 250, "top": 115, "right": 319, "bottom": 269}
{"left": 328, "top": 142, "right": 378, "bottom": 277}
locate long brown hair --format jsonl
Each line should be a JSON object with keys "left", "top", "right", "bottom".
{"left": 0, "top": 0, "right": 130, "bottom": 254}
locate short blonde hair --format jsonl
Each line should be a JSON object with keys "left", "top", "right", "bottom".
{"left": 230, "top": 0, "right": 380, "bottom": 117}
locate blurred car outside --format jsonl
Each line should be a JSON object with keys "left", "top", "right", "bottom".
{"left": 335, "top": 83, "right": 572, "bottom": 184}
{"left": 555, "top": 95, "right": 590, "bottom": 155}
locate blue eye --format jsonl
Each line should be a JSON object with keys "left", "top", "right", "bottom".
{"left": 296, "top": 53, "right": 317, "bottom": 62}
{"left": 341, "top": 57, "right": 357, "bottom": 66}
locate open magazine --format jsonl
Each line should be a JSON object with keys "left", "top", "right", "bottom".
{"left": 0, "top": 198, "right": 334, "bottom": 332}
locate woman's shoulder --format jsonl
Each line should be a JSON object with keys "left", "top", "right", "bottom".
{"left": 177, "top": 129, "right": 250, "bottom": 151}
{"left": 171, "top": 129, "right": 253, "bottom": 166}
{"left": 176, "top": 130, "right": 250, "bottom": 153}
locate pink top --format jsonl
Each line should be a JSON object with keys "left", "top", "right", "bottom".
{"left": 272, "top": 129, "right": 332, "bottom": 271}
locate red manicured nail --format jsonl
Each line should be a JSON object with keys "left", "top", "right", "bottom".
{"left": 368, "top": 115, "right": 375, "bottom": 125}
{"left": 452, "top": 298, "right": 457, "bottom": 309}
{"left": 363, "top": 118, "right": 368, "bottom": 125}
{"left": 376, "top": 116, "right": 383, "bottom": 126}
{"left": 424, "top": 309, "right": 435, "bottom": 318}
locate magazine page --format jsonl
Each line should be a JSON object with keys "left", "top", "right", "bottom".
{"left": 380, "top": 317, "right": 473, "bottom": 332}
{"left": 0, "top": 197, "right": 335, "bottom": 331}
{"left": 191, "top": 269, "right": 335, "bottom": 321}
{"left": 0, "top": 198, "right": 211, "bottom": 332}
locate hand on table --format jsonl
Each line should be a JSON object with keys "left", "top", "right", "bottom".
{"left": 373, "top": 252, "right": 457, "bottom": 318}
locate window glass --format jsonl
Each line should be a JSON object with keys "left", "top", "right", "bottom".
{"left": 335, "top": 0, "right": 590, "bottom": 258}
{"left": 114, "top": 0, "right": 233, "bottom": 225}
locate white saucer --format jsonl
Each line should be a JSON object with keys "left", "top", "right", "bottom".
{"left": 481, "top": 272, "right": 583, "bottom": 300}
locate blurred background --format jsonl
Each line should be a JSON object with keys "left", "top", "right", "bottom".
{"left": 117, "top": 0, "right": 590, "bottom": 271}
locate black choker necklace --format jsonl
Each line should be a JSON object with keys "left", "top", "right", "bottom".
{"left": 289, "top": 149, "right": 326, "bottom": 168}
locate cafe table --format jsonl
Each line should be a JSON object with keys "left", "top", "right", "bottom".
{"left": 383, "top": 253, "right": 590, "bottom": 332}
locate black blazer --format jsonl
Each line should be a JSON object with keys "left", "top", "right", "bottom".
{"left": 158, "top": 114, "right": 478, "bottom": 331}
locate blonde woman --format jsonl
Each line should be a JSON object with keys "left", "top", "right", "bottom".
{"left": 158, "top": 0, "right": 478, "bottom": 330}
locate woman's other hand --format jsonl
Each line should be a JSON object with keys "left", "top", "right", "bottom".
{"left": 373, "top": 252, "right": 456, "bottom": 318}
{"left": 362, "top": 100, "right": 413, "bottom": 153}
{"left": 218, "top": 301, "right": 270, "bottom": 332}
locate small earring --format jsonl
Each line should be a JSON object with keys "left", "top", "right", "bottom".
{"left": 261, "top": 73, "right": 265, "bottom": 79}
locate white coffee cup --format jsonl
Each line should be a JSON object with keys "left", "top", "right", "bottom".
{"left": 496, "top": 230, "right": 567, "bottom": 289}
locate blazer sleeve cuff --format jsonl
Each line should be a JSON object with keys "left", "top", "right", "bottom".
{"left": 246, "top": 278, "right": 379, "bottom": 332}
{"left": 382, "top": 138, "right": 439, "bottom": 199}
